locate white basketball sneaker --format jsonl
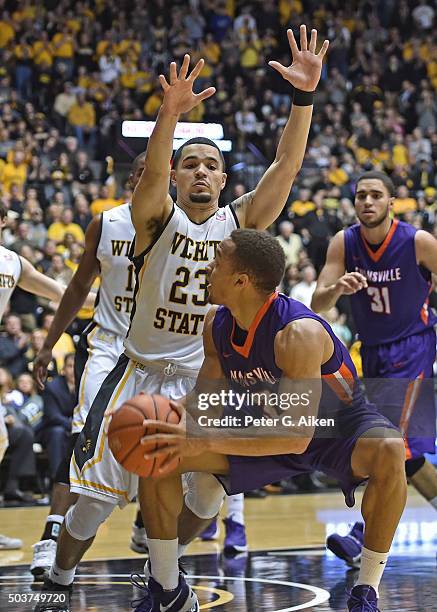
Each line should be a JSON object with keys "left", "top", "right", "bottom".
{"left": 30, "top": 539, "right": 57, "bottom": 578}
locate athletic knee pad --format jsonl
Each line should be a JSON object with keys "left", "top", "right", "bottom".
{"left": 64, "top": 495, "right": 115, "bottom": 541}
{"left": 405, "top": 456, "right": 426, "bottom": 478}
{"left": 184, "top": 472, "right": 225, "bottom": 520}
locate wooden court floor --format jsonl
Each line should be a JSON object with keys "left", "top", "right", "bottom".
{"left": 0, "top": 487, "right": 436, "bottom": 611}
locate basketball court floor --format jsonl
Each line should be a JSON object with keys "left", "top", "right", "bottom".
{"left": 0, "top": 487, "right": 435, "bottom": 611}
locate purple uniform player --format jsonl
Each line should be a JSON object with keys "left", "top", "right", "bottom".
{"left": 343, "top": 218, "right": 436, "bottom": 458}
{"left": 313, "top": 170, "right": 437, "bottom": 568}
{"left": 139, "top": 229, "right": 407, "bottom": 612}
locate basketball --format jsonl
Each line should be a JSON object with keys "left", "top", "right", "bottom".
{"left": 108, "top": 393, "right": 181, "bottom": 478}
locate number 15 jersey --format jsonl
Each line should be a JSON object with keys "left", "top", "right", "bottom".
{"left": 344, "top": 220, "right": 436, "bottom": 346}
{"left": 124, "top": 204, "right": 238, "bottom": 370}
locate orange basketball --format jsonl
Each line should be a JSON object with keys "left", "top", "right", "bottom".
{"left": 108, "top": 393, "right": 180, "bottom": 478}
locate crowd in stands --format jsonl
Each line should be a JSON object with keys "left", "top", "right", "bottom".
{"left": 0, "top": 0, "right": 436, "bottom": 500}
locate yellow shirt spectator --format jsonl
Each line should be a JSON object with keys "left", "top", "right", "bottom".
{"left": 12, "top": 4, "right": 36, "bottom": 22}
{"left": 279, "top": 0, "right": 303, "bottom": 24}
{"left": 393, "top": 196, "right": 417, "bottom": 215}
{"left": 68, "top": 98, "right": 96, "bottom": 128}
{"left": 90, "top": 187, "right": 121, "bottom": 216}
{"left": 116, "top": 38, "right": 141, "bottom": 60}
{"left": 96, "top": 39, "right": 110, "bottom": 57}
{"left": 392, "top": 143, "right": 409, "bottom": 167}
{"left": 328, "top": 167, "right": 348, "bottom": 186}
{"left": 289, "top": 199, "right": 316, "bottom": 217}
{"left": 135, "top": 68, "right": 153, "bottom": 94}
{"left": 0, "top": 19, "right": 15, "bottom": 48}
{"left": 144, "top": 91, "right": 163, "bottom": 117}
{"left": 47, "top": 221, "right": 85, "bottom": 244}
{"left": 240, "top": 38, "right": 262, "bottom": 68}
{"left": 2, "top": 161, "right": 27, "bottom": 195}
{"left": 51, "top": 31, "right": 75, "bottom": 58}
{"left": 349, "top": 341, "right": 363, "bottom": 378}
{"left": 51, "top": 332, "right": 76, "bottom": 372}
{"left": 14, "top": 43, "right": 34, "bottom": 60}
{"left": 33, "top": 40, "right": 53, "bottom": 66}
{"left": 120, "top": 60, "right": 138, "bottom": 89}
{"left": 65, "top": 259, "right": 99, "bottom": 320}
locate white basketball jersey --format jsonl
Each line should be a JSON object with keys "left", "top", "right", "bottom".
{"left": 0, "top": 246, "right": 21, "bottom": 322}
{"left": 94, "top": 203, "right": 135, "bottom": 337}
{"left": 124, "top": 204, "right": 239, "bottom": 370}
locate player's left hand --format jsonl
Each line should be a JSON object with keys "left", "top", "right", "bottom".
{"left": 269, "top": 25, "right": 329, "bottom": 92}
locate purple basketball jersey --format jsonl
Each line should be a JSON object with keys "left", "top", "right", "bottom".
{"left": 344, "top": 220, "right": 436, "bottom": 346}
{"left": 212, "top": 292, "right": 364, "bottom": 408}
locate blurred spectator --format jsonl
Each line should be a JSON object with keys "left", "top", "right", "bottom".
{"left": 290, "top": 265, "right": 317, "bottom": 309}
{"left": 90, "top": 185, "right": 120, "bottom": 215}
{"left": 25, "top": 328, "right": 58, "bottom": 378}
{"left": 275, "top": 220, "right": 303, "bottom": 268}
{"left": 0, "top": 314, "right": 29, "bottom": 378}
{"left": 322, "top": 307, "right": 353, "bottom": 347}
{"left": 40, "top": 312, "right": 75, "bottom": 373}
{"left": 37, "top": 353, "right": 76, "bottom": 480}
{"left": 0, "top": 368, "right": 36, "bottom": 504}
{"left": 67, "top": 93, "right": 96, "bottom": 151}
{"left": 47, "top": 207, "right": 85, "bottom": 246}
{"left": 393, "top": 185, "right": 418, "bottom": 216}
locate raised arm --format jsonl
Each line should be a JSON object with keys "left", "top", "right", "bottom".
{"left": 34, "top": 216, "right": 101, "bottom": 390}
{"left": 132, "top": 54, "right": 216, "bottom": 255}
{"left": 234, "top": 26, "right": 329, "bottom": 230}
{"left": 415, "top": 230, "right": 437, "bottom": 275}
{"left": 311, "top": 231, "right": 367, "bottom": 312}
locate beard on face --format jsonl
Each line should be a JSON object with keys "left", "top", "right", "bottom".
{"left": 358, "top": 204, "right": 390, "bottom": 229}
{"left": 189, "top": 192, "right": 212, "bottom": 204}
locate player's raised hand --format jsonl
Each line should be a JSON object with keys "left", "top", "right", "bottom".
{"left": 159, "top": 54, "right": 216, "bottom": 115}
{"left": 335, "top": 272, "right": 368, "bottom": 296}
{"left": 269, "top": 25, "right": 329, "bottom": 92}
{"left": 34, "top": 345, "right": 53, "bottom": 391}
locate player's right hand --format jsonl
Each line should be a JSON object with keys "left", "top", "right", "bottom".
{"left": 334, "top": 272, "right": 368, "bottom": 295}
{"left": 34, "top": 346, "right": 53, "bottom": 391}
{"left": 159, "top": 54, "right": 216, "bottom": 115}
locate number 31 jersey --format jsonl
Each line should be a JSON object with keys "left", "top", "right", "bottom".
{"left": 344, "top": 219, "right": 436, "bottom": 346}
{"left": 94, "top": 203, "right": 135, "bottom": 337}
{"left": 124, "top": 204, "right": 238, "bottom": 370}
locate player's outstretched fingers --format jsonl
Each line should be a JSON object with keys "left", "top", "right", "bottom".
{"left": 189, "top": 58, "right": 205, "bottom": 82}
{"left": 195, "top": 86, "right": 216, "bottom": 103}
{"left": 286, "top": 28, "right": 299, "bottom": 56}
{"left": 169, "top": 61, "right": 177, "bottom": 84}
{"left": 158, "top": 74, "right": 170, "bottom": 92}
{"left": 317, "top": 39, "right": 330, "bottom": 58}
{"left": 179, "top": 53, "right": 190, "bottom": 79}
{"left": 300, "top": 24, "right": 308, "bottom": 51}
{"left": 309, "top": 28, "right": 317, "bottom": 53}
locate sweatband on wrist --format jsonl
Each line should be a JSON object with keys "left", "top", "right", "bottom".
{"left": 293, "top": 88, "right": 315, "bottom": 106}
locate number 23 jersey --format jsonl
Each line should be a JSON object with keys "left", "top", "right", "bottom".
{"left": 124, "top": 204, "right": 238, "bottom": 370}
{"left": 344, "top": 219, "right": 436, "bottom": 346}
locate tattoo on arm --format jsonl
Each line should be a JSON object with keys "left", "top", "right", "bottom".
{"left": 231, "top": 191, "right": 255, "bottom": 212}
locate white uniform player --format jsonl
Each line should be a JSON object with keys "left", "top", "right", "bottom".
{"left": 70, "top": 204, "right": 238, "bottom": 506}
{"left": 0, "top": 207, "right": 65, "bottom": 552}
{"left": 0, "top": 246, "right": 22, "bottom": 461}
{"left": 72, "top": 203, "right": 135, "bottom": 434}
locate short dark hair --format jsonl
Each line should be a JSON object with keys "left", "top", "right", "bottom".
{"left": 356, "top": 171, "right": 395, "bottom": 197}
{"left": 0, "top": 202, "right": 7, "bottom": 221}
{"left": 230, "top": 229, "right": 285, "bottom": 294}
{"left": 172, "top": 137, "right": 225, "bottom": 171}
{"left": 132, "top": 152, "right": 146, "bottom": 173}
